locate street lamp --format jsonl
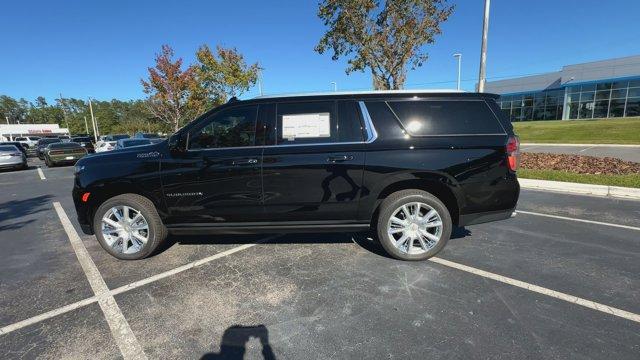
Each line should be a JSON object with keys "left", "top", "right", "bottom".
{"left": 453, "top": 53, "right": 462, "bottom": 90}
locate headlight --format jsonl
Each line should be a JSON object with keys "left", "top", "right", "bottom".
{"left": 74, "top": 165, "right": 85, "bottom": 174}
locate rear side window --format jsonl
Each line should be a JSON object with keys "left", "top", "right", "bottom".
{"left": 276, "top": 102, "right": 335, "bottom": 145}
{"left": 387, "top": 100, "right": 505, "bottom": 136}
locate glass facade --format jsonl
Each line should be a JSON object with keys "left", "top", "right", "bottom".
{"left": 497, "top": 77, "right": 640, "bottom": 121}
{"left": 498, "top": 90, "right": 564, "bottom": 121}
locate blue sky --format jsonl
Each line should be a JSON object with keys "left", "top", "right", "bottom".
{"left": 2, "top": 0, "right": 640, "bottom": 102}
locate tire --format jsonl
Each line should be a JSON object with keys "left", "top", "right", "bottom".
{"left": 376, "top": 189, "right": 452, "bottom": 261}
{"left": 45, "top": 157, "right": 53, "bottom": 167}
{"left": 93, "top": 193, "right": 167, "bottom": 260}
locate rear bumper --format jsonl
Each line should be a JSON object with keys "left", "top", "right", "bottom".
{"left": 458, "top": 207, "right": 516, "bottom": 226}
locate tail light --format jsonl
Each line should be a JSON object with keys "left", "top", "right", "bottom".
{"left": 49, "top": 150, "right": 64, "bottom": 155}
{"left": 506, "top": 136, "right": 520, "bottom": 172}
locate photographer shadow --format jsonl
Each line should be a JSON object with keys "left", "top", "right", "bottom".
{"left": 201, "top": 324, "right": 276, "bottom": 360}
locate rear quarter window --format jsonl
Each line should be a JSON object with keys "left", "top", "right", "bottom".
{"left": 387, "top": 100, "right": 505, "bottom": 136}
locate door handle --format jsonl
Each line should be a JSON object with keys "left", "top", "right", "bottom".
{"left": 232, "top": 158, "right": 258, "bottom": 166}
{"left": 327, "top": 155, "right": 353, "bottom": 162}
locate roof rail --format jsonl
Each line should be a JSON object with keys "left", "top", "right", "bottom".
{"left": 253, "top": 89, "right": 465, "bottom": 99}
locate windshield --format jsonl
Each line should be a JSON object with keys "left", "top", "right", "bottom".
{"left": 38, "top": 138, "right": 60, "bottom": 145}
{"left": 113, "top": 134, "right": 130, "bottom": 140}
{"left": 0, "top": 145, "right": 19, "bottom": 152}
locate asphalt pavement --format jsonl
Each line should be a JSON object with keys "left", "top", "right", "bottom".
{"left": 521, "top": 144, "right": 640, "bottom": 163}
{"left": 0, "top": 158, "right": 639, "bottom": 359}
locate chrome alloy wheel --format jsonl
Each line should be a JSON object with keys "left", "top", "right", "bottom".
{"left": 387, "top": 202, "right": 443, "bottom": 255}
{"left": 101, "top": 205, "right": 149, "bottom": 255}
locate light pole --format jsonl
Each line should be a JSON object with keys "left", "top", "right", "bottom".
{"left": 330, "top": 81, "right": 337, "bottom": 92}
{"left": 88, "top": 98, "right": 98, "bottom": 142}
{"left": 453, "top": 53, "right": 462, "bottom": 90}
{"left": 83, "top": 116, "right": 89, "bottom": 134}
{"left": 257, "top": 67, "right": 264, "bottom": 96}
{"left": 477, "top": 0, "right": 491, "bottom": 92}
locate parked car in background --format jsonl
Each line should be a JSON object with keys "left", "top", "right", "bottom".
{"left": 58, "top": 135, "right": 71, "bottom": 142}
{"left": 44, "top": 142, "right": 87, "bottom": 167}
{"left": 72, "top": 90, "right": 520, "bottom": 261}
{"left": 95, "top": 141, "right": 116, "bottom": 153}
{"left": 96, "top": 134, "right": 130, "bottom": 150}
{"left": 14, "top": 136, "right": 41, "bottom": 149}
{"left": 0, "top": 141, "right": 29, "bottom": 157}
{"left": 0, "top": 145, "right": 28, "bottom": 170}
{"left": 114, "top": 138, "right": 153, "bottom": 150}
{"left": 36, "top": 138, "right": 62, "bottom": 159}
{"left": 133, "top": 132, "right": 159, "bottom": 139}
{"left": 71, "top": 136, "right": 95, "bottom": 153}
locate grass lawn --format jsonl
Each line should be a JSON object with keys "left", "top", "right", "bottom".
{"left": 519, "top": 169, "right": 640, "bottom": 188}
{"left": 513, "top": 117, "right": 640, "bottom": 144}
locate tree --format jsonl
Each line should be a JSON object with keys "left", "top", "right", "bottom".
{"left": 195, "top": 45, "right": 259, "bottom": 103}
{"left": 141, "top": 45, "right": 205, "bottom": 131}
{"left": 315, "top": 0, "right": 454, "bottom": 90}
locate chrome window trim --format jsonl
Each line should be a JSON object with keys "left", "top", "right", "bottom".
{"left": 186, "top": 100, "right": 379, "bottom": 152}
{"left": 358, "top": 101, "right": 378, "bottom": 144}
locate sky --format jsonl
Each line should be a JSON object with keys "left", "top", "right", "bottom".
{"left": 2, "top": 0, "right": 640, "bottom": 102}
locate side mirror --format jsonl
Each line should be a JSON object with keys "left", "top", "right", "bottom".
{"left": 168, "top": 133, "right": 188, "bottom": 155}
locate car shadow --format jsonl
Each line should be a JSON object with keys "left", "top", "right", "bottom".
{"left": 200, "top": 324, "right": 276, "bottom": 360}
{"left": 0, "top": 195, "right": 53, "bottom": 230}
{"left": 157, "top": 226, "right": 472, "bottom": 259}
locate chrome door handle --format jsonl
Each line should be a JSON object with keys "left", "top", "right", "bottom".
{"left": 327, "top": 155, "right": 353, "bottom": 162}
{"left": 232, "top": 158, "right": 258, "bottom": 166}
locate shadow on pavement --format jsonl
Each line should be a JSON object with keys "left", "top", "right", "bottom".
{"left": 157, "top": 226, "right": 472, "bottom": 259}
{"left": 201, "top": 324, "right": 276, "bottom": 360}
{"left": 0, "top": 194, "right": 53, "bottom": 230}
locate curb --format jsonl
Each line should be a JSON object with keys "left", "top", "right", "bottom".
{"left": 521, "top": 143, "right": 640, "bottom": 148}
{"left": 518, "top": 178, "right": 640, "bottom": 200}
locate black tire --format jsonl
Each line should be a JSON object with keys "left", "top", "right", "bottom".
{"left": 376, "top": 189, "right": 452, "bottom": 261}
{"left": 45, "top": 157, "right": 53, "bottom": 167}
{"left": 93, "top": 193, "right": 167, "bottom": 260}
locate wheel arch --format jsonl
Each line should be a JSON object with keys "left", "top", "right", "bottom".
{"left": 83, "top": 181, "right": 166, "bottom": 232}
{"left": 369, "top": 176, "right": 463, "bottom": 227}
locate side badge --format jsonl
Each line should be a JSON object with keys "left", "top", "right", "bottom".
{"left": 137, "top": 151, "right": 161, "bottom": 159}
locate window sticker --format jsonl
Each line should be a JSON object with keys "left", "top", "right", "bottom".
{"left": 282, "top": 112, "right": 330, "bottom": 140}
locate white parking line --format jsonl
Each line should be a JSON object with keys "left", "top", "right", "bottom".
{"left": 0, "top": 297, "right": 99, "bottom": 336}
{"left": 429, "top": 257, "right": 640, "bottom": 324}
{"left": 37, "top": 167, "right": 45, "bottom": 180}
{"left": 53, "top": 202, "right": 147, "bottom": 360}
{"left": 0, "top": 208, "right": 278, "bottom": 337}
{"left": 516, "top": 210, "right": 640, "bottom": 232}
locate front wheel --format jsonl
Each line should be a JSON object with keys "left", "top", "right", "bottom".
{"left": 376, "top": 190, "right": 452, "bottom": 261}
{"left": 93, "top": 194, "right": 167, "bottom": 260}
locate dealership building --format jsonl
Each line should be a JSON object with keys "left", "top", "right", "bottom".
{"left": 485, "top": 55, "right": 640, "bottom": 121}
{"left": 0, "top": 124, "right": 70, "bottom": 141}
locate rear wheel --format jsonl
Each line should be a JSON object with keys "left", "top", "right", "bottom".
{"left": 93, "top": 194, "right": 167, "bottom": 260}
{"left": 376, "top": 190, "right": 452, "bottom": 261}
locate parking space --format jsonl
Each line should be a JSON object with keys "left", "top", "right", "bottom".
{"left": 1, "top": 164, "right": 639, "bottom": 359}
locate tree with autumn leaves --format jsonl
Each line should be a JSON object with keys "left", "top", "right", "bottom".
{"left": 141, "top": 44, "right": 258, "bottom": 131}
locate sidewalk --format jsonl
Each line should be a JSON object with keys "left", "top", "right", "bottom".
{"left": 519, "top": 178, "right": 640, "bottom": 200}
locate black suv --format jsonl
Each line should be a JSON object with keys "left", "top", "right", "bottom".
{"left": 73, "top": 91, "right": 520, "bottom": 261}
